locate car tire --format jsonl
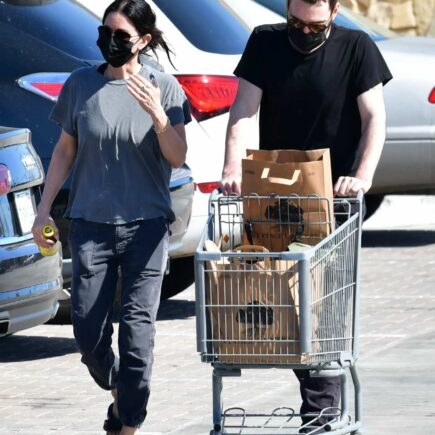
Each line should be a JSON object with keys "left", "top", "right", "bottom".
{"left": 161, "top": 256, "right": 195, "bottom": 300}
{"left": 364, "top": 194, "right": 385, "bottom": 220}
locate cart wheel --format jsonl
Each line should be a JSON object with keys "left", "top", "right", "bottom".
{"left": 211, "top": 424, "right": 223, "bottom": 435}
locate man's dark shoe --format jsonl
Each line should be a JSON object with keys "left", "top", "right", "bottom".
{"left": 103, "top": 403, "right": 123, "bottom": 433}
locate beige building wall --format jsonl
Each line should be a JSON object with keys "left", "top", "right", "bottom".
{"left": 339, "top": 0, "right": 435, "bottom": 35}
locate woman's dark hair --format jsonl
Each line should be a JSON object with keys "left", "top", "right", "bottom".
{"left": 103, "top": 0, "right": 175, "bottom": 67}
{"left": 287, "top": 0, "right": 339, "bottom": 10}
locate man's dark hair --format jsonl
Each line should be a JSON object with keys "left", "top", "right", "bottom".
{"left": 287, "top": 0, "right": 339, "bottom": 10}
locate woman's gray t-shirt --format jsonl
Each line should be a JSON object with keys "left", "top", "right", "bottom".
{"left": 50, "top": 63, "right": 191, "bottom": 224}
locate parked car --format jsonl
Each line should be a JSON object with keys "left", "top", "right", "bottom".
{"left": 0, "top": 0, "right": 194, "bottom": 307}
{"left": 0, "top": 126, "right": 63, "bottom": 337}
{"left": 250, "top": 0, "right": 435, "bottom": 216}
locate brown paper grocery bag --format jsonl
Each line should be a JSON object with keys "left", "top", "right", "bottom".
{"left": 241, "top": 149, "right": 334, "bottom": 251}
{"left": 205, "top": 245, "right": 303, "bottom": 364}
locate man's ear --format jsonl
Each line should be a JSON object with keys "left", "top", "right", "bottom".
{"left": 332, "top": 2, "right": 341, "bottom": 20}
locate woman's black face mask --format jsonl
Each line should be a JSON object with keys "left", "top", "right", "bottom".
{"left": 97, "top": 25, "right": 139, "bottom": 68}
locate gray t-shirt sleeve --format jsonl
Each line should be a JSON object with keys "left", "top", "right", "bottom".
{"left": 49, "top": 71, "right": 78, "bottom": 137}
{"left": 162, "top": 75, "right": 192, "bottom": 126}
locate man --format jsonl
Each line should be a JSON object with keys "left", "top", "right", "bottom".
{"left": 220, "top": 0, "right": 392, "bottom": 432}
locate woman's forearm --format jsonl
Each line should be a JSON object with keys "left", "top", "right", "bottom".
{"left": 37, "top": 134, "right": 77, "bottom": 215}
{"left": 152, "top": 111, "right": 187, "bottom": 168}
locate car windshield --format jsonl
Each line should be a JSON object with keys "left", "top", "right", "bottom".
{"left": 154, "top": 0, "right": 251, "bottom": 54}
{"left": 253, "top": 0, "right": 397, "bottom": 41}
{"left": 0, "top": 0, "right": 103, "bottom": 60}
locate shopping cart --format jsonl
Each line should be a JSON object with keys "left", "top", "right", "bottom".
{"left": 194, "top": 192, "right": 364, "bottom": 435}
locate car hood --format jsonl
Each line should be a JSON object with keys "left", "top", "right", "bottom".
{"left": 378, "top": 35, "right": 435, "bottom": 58}
{"left": 378, "top": 36, "right": 435, "bottom": 142}
{"left": 378, "top": 35, "right": 435, "bottom": 88}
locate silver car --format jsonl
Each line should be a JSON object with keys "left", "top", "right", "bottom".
{"left": 0, "top": 127, "right": 63, "bottom": 336}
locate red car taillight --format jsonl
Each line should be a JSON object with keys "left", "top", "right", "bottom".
{"left": 196, "top": 181, "right": 220, "bottom": 194}
{"left": 17, "top": 73, "right": 239, "bottom": 120}
{"left": 0, "top": 164, "right": 11, "bottom": 196}
{"left": 175, "top": 75, "right": 238, "bottom": 122}
{"left": 17, "top": 73, "right": 70, "bottom": 102}
{"left": 429, "top": 87, "right": 435, "bottom": 104}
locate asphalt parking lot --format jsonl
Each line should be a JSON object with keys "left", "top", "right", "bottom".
{"left": 1, "top": 196, "right": 435, "bottom": 434}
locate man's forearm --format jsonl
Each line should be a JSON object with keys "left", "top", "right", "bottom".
{"left": 220, "top": 111, "right": 256, "bottom": 195}
{"left": 222, "top": 111, "right": 254, "bottom": 176}
{"left": 353, "top": 113, "right": 386, "bottom": 186}
{"left": 220, "top": 78, "right": 262, "bottom": 195}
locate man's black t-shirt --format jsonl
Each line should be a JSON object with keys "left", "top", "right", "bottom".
{"left": 234, "top": 23, "right": 392, "bottom": 181}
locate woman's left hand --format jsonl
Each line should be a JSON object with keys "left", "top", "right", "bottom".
{"left": 127, "top": 73, "right": 163, "bottom": 117}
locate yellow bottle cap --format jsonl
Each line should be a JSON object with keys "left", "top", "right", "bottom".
{"left": 42, "top": 224, "right": 55, "bottom": 238}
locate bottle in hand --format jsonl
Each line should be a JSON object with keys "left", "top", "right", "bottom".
{"left": 38, "top": 224, "right": 60, "bottom": 256}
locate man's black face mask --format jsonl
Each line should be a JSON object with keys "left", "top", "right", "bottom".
{"left": 287, "top": 13, "right": 332, "bottom": 54}
{"left": 287, "top": 25, "right": 328, "bottom": 53}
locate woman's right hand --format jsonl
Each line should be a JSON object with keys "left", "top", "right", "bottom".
{"left": 31, "top": 214, "right": 58, "bottom": 248}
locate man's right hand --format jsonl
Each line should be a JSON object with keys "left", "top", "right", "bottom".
{"left": 220, "top": 167, "right": 242, "bottom": 196}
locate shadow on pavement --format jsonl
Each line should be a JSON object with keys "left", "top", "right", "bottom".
{"left": 157, "top": 298, "right": 196, "bottom": 321}
{"left": 0, "top": 335, "right": 78, "bottom": 363}
{"left": 362, "top": 229, "right": 435, "bottom": 248}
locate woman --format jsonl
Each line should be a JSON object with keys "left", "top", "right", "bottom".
{"left": 32, "top": 1, "right": 190, "bottom": 433}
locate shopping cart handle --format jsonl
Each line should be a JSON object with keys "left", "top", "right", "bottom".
{"left": 209, "top": 187, "right": 241, "bottom": 212}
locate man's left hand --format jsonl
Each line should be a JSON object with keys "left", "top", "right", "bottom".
{"left": 334, "top": 176, "right": 371, "bottom": 196}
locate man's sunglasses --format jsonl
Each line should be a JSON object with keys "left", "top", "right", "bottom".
{"left": 98, "top": 25, "right": 140, "bottom": 43}
{"left": 287, "top": 15, "right": 332, "bottom": 33}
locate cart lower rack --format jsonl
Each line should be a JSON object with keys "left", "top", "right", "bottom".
{"left": 194, "top": 193, "right": 364, "bottom": 434}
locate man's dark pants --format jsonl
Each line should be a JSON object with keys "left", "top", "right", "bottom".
{"left": 68, "top": 217, "right": 168, "bottom": 429}
{"left": 294, "top": 198, "right": 366, "bottom": 431}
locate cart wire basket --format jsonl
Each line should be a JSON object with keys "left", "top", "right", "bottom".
{"left": 194, "top": 192, "right": 364, "bottom": 435}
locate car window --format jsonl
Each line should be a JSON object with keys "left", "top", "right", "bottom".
{"left": 252, "top": 0, "right": 396, "bottom": 41}
{"left": 154, "top": 0, "right": 251, "bottom": 54}
{"left": 0, "top": 0, "right": 103, "bottom": 61}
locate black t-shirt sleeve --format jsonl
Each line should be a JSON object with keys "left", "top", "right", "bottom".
{"left": 233, "top": 27, "right": 265, "bottom": 90}
{"left": 353, "top": 32, "right": 393, "bottom": 96}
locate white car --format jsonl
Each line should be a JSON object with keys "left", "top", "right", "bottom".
{"left": 76, "top": 0, "right": 282, "bottom": 296}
